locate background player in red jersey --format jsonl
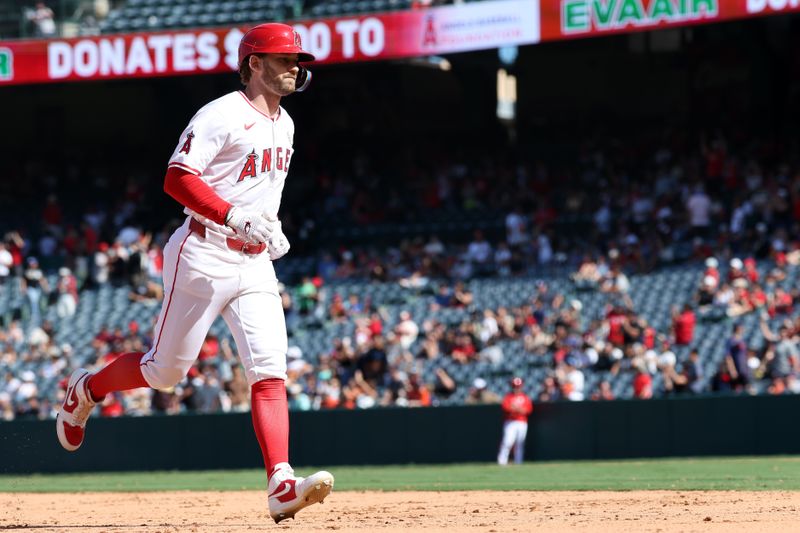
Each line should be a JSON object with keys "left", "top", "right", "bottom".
{"left": 497, "top": 377, "right": 533, "bottom": 465}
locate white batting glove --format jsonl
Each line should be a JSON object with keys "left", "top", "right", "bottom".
{"left": 265, "top": 215, "right": 290, "bottom": 261}
{"left": 185, "top": 209, "right": 236, "bottom": 237}
{"left": 225, "top": 206, "right": 274, "bottom": 244}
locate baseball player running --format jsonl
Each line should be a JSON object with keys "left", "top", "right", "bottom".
{"left": 497, "top": 377, "right": 533, "bottom": 465}
{"left": 56, "top": 23, "right": 333, "bottom": 523}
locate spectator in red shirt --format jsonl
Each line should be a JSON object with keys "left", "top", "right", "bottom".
{"left": 769, "top": 287, "right": 793, "bottom": 316}
{"left": 497, "top": 377, "right": 533, "bottom": 465}
{"left": 81, "top": 221, "right": 98, "bottom": 254}
{"left": 5, "top": 231, "right": 25, "bottom": 276}
{"left": 671, "top": 304, "right": 696, "bottom": 346}
{"left": 633, "top": 362, "right": 653, "bottom": 399}
{"left": 198, "top": 334, "right": 220, "bottom": 361}
{"left": 606, "top": 305, "right": 627, "bottom": 347}
{"left": 42, "top": 194, "right": 62, "bottom": 230}
{"left": 99, "top": 393, "right": 124, "bottom": 417}
{"left": 748, "top": 283, "right": 767, "bottom": 310}
{"left": 368, "top": 312, "right": 383, "bottom": 337}
{"left": 451, "top": 332, "right": 476, "bottom": 363}
{"left": 641, "top": 319, "right": 657, "bottom": 350}
{"left": 744, "top": 257, "right": 759, "bottom": 284}
{"left": 405, "top": 373, "right": 431, "bottom": 407}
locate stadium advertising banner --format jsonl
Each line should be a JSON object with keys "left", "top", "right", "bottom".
{"left": 1, "top": 0, "right": 799, "bottom": 85}
{"left": 0, "top": 0, "right": 540, "bottom": 86}
{"left": 539, "top": 0, "right": 800, "bottom": 40}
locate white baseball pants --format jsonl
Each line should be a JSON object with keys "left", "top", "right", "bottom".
{"left": 497, "top": 420, "right": 528, "bottom": 465}
{"left": 139, "top": 218, "right": 287, "bottom": 389}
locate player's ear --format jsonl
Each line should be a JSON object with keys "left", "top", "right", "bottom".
{"left": 248, "top": 54, "right": 263, "bottom": 73}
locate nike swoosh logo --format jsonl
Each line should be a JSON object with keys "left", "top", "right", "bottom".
{"left": 64, "top": 382, "right": 79, "bottom": 412}
{"left": 269, "top": 479, "right": 296, "bottom": 501}
{"left": 244, "top": 122, "right": 256, "bottom": 130}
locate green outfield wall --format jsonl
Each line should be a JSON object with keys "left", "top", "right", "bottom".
{"left": 2, "top": 393, "right": 799, "bottom": 474}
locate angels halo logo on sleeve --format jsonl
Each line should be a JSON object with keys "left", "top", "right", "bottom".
{"left": 179, "top": 131, "right": 195, "bottom": 154}
{"left": 0, "top": 48, "right": 13, "bottom": 81}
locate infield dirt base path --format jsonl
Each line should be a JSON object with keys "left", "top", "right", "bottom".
{"left": 2, "top": 491, "right": 799, "bottom": 532}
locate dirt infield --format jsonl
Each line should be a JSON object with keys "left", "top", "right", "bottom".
{"left": 2, "top": 490, "right": 799, "bottom": 532}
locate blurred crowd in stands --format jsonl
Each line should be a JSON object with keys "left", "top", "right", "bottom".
{"left": 10, "top": 0, "right": 452, "bottom": 40}
{"left": 3, "top": 128, "right": 800, "bottom": 419}
{"left": 11, "top": 129, "right": 800, "bottom": 274}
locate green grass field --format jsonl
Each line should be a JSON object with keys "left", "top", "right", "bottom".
{"left": 1, "top": 456, "right": 799, "bottom": 492}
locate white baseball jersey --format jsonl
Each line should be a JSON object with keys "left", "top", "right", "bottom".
{"left": 138, "top": 90, "right": 295, "bottom": 389}
{"left": 169, "top": 90, "right": 295, "bottom": 222}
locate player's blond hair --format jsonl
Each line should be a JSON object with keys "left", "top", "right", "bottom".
{"left": 239, "top": 54, "right": 266, "bottom": 85}
{"left": 239, "top": 59, "right": 252, "bottom": 85}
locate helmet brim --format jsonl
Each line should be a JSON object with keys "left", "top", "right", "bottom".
{"left": 240, "top": 50, "right": 316, "bottom": 68}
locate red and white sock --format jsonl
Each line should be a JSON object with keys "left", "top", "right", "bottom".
{"left": 251, "top": 378, "right": 290, "bottom": 479}
{"left": 87, "top": 352, "right": 150, "bottom": 402}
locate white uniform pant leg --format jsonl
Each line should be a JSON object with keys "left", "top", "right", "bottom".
{"left": 140, "top": 227, "right": 234, "bottom": 389}
{"left": 498, "top": 421, "right": 516, "bottom": 465}
{"left": 222, "top": 278, "right": 288, "bottom": 386}
{"left": 514, "top": 421, "right": 528, "bottom": 464}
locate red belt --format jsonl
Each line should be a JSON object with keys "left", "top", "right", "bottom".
{"left": 189, "top": 217, "right": 266, "bottom": 255}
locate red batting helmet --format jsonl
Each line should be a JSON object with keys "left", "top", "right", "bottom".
{"left": 511, "top": 377, "right": 523, "bottom": 388}
{"left": 238, "top": 23, "right": 315, "bottom": 66}
{"left": 239, "top": 23, "right": 314, "bottom": 92}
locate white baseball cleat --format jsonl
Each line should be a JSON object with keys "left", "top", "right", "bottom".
{"left": 56, "top": 369, "right": 97, "bottom": 451}
{"left": 268, "top": 464, "right": 334, "bottom": 523}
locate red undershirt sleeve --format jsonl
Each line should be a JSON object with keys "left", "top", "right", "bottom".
{"left": 163, "top": 166, "right": 232, "bottom": 226}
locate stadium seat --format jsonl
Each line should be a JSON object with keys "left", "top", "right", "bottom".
{"left": 215, "top": 12, "right": 234, "bottom": 24}
{"left": 180, "top": 13, "right": 200, "bottom": 26}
